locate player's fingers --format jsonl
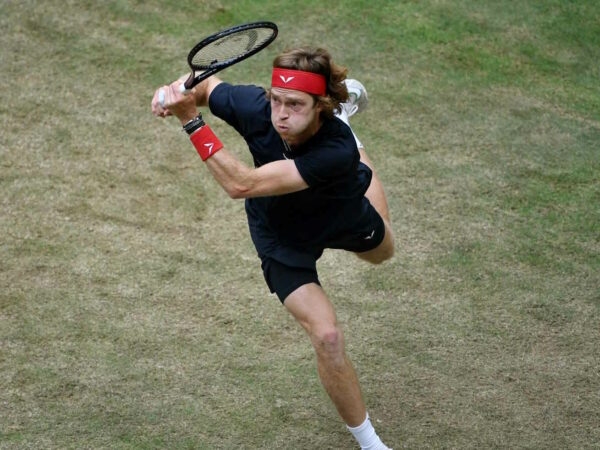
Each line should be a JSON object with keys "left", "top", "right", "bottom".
{"left": 171, "top": 80, "right": 188, "bottom": 99}
{"left": 151, "top": 87, "right": 164, "bottom": 115}
{"left": 151, "top": 86, "right": 172, "bottom": 118}
{"left": 166, "top": 81, "right": 194, "bottom": 107}
{"left": 155, "top": 81, "right": 197, "bottom": 120}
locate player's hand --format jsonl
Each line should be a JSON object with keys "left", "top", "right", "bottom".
{"left": 152, "top": 79, "right": 198, "bottom": 124}
{"left": 151, "top": 85, "right": 172, "bottom": 118}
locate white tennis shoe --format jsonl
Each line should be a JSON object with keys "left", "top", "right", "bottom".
{"left": 341, "top": 78, "right": 368, "bottom": 117}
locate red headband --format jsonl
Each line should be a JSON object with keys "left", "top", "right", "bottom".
{"left": 271, "top": 68, "right": 327, "bottom": 96}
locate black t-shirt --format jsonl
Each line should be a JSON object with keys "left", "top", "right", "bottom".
{"left": 209, "top": 82, "right": 374, "bottom": 264}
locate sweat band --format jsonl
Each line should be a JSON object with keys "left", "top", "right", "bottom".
{"left": 271, "top": 68, "right": 327, "bottom": 96}
{"left": 190, "top": 125, "right": 223, "bottom": 161}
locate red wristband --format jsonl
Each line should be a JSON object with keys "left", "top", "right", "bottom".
{"left": 190, "top": 125, "right": 223, "bottom": 161}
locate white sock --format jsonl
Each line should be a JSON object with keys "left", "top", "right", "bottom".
{"left": 347, "top": 414, "right": 390, "bottom": 450}
{"left": 335, "top": 107, "right": 364, "bottom": 150}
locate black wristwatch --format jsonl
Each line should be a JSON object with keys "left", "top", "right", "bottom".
{"left": 183, "top": 114, "right": 206, "bottom": 135}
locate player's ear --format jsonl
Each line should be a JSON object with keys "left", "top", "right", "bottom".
{"left": 313, "top": 96, "right": 323, "bottom": 113}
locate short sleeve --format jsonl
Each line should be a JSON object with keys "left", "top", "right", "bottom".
{"left": 208, "top": 83, "right": 270, "bottom": 137}
{"left": 293, "top": 121, "right": 359, "bottom": 186}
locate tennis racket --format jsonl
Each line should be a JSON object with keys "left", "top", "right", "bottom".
{"left": 158, "top": 21, "right": 278, "bottom": 106}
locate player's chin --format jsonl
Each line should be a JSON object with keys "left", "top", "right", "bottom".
{"left": 276, "top": 129, "right": 296, "bottom": 144}
{"left": 274, "top": 123, "right": 289, "bottom": 134}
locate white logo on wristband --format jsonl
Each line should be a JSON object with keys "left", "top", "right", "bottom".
{"left": 204, "top": 143, "right": 214, "bottom": 155}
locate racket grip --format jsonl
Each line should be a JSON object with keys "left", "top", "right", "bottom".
{"left": 179, "top": 83, "right": 191, "bottom": 95}
{"left": 157, "top": 83, "right": 190, "bottom": 107}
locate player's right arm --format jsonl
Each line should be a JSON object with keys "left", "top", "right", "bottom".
{"left": 203, "top": 150, "right": 308, "bottom": 198}
{"left": 152, "top": 77, "right": 309, "bottom": 199}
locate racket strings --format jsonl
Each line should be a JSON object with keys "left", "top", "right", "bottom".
{"left": 190, "top": 28, "right": 275, "bottom": 68}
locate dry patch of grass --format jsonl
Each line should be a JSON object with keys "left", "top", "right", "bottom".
{"left": 1, "top": 1, "right": 599, "bottom": 448}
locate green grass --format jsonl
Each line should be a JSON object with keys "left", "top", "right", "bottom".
{"left": 1, "top": 0, "right": 599, "bottom": 448}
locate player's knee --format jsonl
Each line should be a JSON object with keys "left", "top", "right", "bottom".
{"left": 375, "top": 242, "right": 395, "bottom": 263}
{"left": 312, "top": 326, "right": 344, "bottom": 356}
{"left": 366, "top": 224, "right": 395, "bottom": 264}
{"left": 376, "top": 229, "right": 395, "bottom": 262}
{"left": 357, "top": 241, "right": 394, "bottom": 265}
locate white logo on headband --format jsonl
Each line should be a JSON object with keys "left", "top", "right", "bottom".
{"left": 279, "top": 75, "right": 295, "bottom": 84}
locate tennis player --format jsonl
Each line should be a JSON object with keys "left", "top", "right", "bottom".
{"left": 152, "top": 46, "right": 394, "bottom": 450}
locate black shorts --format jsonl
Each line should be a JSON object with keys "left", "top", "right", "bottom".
{"left": 262, "top": 257, "right": 320, "bottom": 303}
{"left": 249, "top": 198, "right": 386, "bottom": 303}
{"left": 324, "top": 201, "right": 386, "bottom": 253}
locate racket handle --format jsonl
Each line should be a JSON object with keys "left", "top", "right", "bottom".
{"left": 179, "top": 83, "right": 191, "bottom": 95}
{"left": 157, "top": 84, "right": 190, "bottom": 108}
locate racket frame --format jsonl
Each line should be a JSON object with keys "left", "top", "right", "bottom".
{"left": 182, "top": 21, "right": 278, "bottom": 91}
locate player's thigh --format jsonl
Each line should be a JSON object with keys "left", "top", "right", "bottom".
{"left": 283, "top": 283, "right": 338, "bottom": 334}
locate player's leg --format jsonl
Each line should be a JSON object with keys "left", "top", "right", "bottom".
{"left": 284, "top": 282, "right": 366, "bottom": 426}
{"left": 263, "top": 258, "right": 364, "bottom": 421}
{"left": 358, "top": 148, "right": 391, "bottom": 224}
{"left": 338, "top": 79, "right": 391, "bottom": 223}
{"left": 355, "top": 147, "right": 395, "bottom": 264}
{"left": 264, "top": 258, "right": 366, "bottom": 424}
{"left": 337, "top": 80, "right": 395, "bottom": 264}
{"left": 284, "top": 283, "right": 391, "bottom": 449}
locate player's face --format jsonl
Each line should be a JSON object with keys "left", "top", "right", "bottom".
{"left": 270, "top": 88, "right": 322, "bottom": 146}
